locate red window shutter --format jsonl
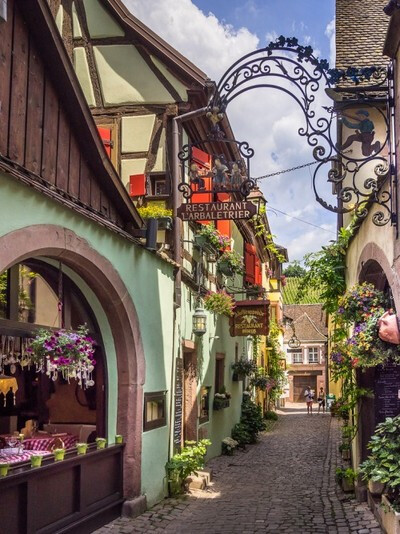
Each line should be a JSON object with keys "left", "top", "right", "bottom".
{"left": 244, "top": 243, "right": 256, "bottom": 284}
{"left": 255, "top": 257, "right": 262, "bottom": 285}
{"left": 97, "top": 127, "right": 112, "bottom": 158}
{"left": 216, "top": 220, "right": 231, "bottom": 242}
{"left": 129, "top": 174, "right": 146, "bottom": 197}
{"left": 191, "top": 147, "right": 212, "bottom": 224}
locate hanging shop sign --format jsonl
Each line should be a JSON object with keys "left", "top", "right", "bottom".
{"left": 173, "top": 357, "right": 183, "bottom": 451}
{"left": 177, "top": 200, "right": 257, "bottom": 221}
{"left": 230, "top": 300, "right": 270, "bottom": 337}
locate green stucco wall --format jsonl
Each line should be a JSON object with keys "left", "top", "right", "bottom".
{"left": 0, "top": 171, "right": 175, "bottom": 506}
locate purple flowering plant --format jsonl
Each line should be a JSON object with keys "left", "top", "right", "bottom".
{"left": 337, "top": 283, "right": 387, "bottom": 325}
{"left": 28, "top": 325, "right": 96, "bottom": 388}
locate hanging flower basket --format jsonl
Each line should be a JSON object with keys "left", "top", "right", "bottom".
{"left": 232, "top": 358, "right": 258, "bottom": 380}
{"left": 194, "top": 224, "right": 230, "bottom": 253}
{"left": 204, "top": 291, "right": 235, "bottom": 316}
{"left": 217, "top": 250, "right": 244, "bottom": 278}
{"left": 217, "top": 259, "right": 234, "bottom": 277}
{"left": 27, "top": 325, "right": 96, "bottom": 388}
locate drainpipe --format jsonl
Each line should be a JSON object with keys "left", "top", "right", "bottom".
{"left": 168, "top": 106, "right": 208, "bottom": 463}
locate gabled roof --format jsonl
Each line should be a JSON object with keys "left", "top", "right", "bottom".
{"left": 283, "top": 304, "right": 328, "bottom": 342}
{"left": 19, "top": 0, "right": 143, "bottom": 230}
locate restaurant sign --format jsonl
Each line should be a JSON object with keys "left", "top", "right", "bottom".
{"left": 177, "top": 201, "right": 257, "bottom": 221}
{"left": 230, "top": 300, "right": 270, "bottom": 337}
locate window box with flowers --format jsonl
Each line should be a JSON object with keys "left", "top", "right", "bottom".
{"left": 137, "top": 205, "right": 173, "bottom": 230}
{"left": 232, "top": 358, "right": 258, "bottom": 381}
{"left": 204, "top": 291, "right": 235, "bottom": 316}
{"left": 213, "top": 392, "right": 231, "bottom": 411}
{"left": 245, "top": 284, "right": 265, "bottom": 299}
{"left": 194, "top": 224, "right": 230, "bottom": 254}
{"left": 217, "top": 250, "right": 244, "bottom": 278}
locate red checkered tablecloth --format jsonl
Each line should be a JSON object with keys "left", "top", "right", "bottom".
{"left": 22, "top": 434, "right": 78, "bottom": 451}
{"left": 0, "top": 450, "right": 50, "bottom": 464}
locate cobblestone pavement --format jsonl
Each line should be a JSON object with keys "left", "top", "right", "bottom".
{"left": 96, "top": 407, "right": 381, "bottom": 533}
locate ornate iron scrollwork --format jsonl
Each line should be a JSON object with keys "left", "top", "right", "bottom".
{"left": 178, "top": 133, "right": 257, "bottom": 200}
{"left": 205, "top": 36, "right": 395, "bottom": 227}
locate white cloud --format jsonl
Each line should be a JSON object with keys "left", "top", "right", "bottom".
{"left": 325, "top": 18, "right": 336, "bottom": 67}
{"left": 125, "top": 0, "right": 337, "bottom": 260}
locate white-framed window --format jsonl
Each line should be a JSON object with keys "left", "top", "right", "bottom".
{"left": 292, "top": 351, "right": 303, "bottom": 364}
{"left": 308, "top": 347, "right": 319, "bottom": 364}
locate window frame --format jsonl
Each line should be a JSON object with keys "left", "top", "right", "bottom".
{"left": 292, "top": 351, "right": 303, "bottom": 364}
{"left": 308, "top": 347, "right": 319, "bottom": 364}
{"left": 215, "top": 353, "right": 225, "bottom": 394}
{"left": 143, "top": 391, "right": 167, "bottom": 431}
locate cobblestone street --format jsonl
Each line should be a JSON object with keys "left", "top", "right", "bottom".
{"left": 97, "top": 407, "right": 381, "bottom": 533}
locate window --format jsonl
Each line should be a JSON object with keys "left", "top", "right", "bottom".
{"left": 144, "top": 391, "right": 167, "bottom": 431}
{"left": 199, "top": 386, "right": 211, "bottom": 424}
{"left": 215, "top": 353, "right": 225, "bottom": 393}
{"left": 154, "top": 180, "right": 167, "bottom": 196}
{"left": 308, "top": 347, "right": 319, "bottom": 364}
{"left": 292, "top": 351, "right": 303, "bottom": 364}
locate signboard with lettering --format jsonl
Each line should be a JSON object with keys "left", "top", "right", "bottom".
{"left": 177, "top": 201, "right": 257, "bottom": 222}
{"left": 375, "top": 362, "right": 400, "bottom": 424}
{"left": 173, "top": 357, "right": 183, "bottom": 451}
{"left": 230, "top": 300, "right": 270, "bottom": 337}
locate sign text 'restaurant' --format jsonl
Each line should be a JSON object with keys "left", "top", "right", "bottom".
{"left": 177, "top": 201, "right": 257, "bottom": 221}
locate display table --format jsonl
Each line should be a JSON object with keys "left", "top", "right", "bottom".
{"left": 22, "top": 433, "right": 78, "bottom": 451}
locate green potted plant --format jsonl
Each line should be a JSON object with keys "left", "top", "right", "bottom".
{"left": 217, "top": 250, "right": 244, "bottom": 277}
{"left": 53, "top": 448, "right": 66, "bottom": 462}
{"left": 204, "top": 291, "right": 235, "bottom": 316}
{"left": 165, "top": 439, "right": 211, "bottom": 496}
{"left": 221, "top": 437, "right": 238, "bottom": 456}
{"left": 0, "top": 463, "right": 10, "bottom": 477}
{"left": 115, "top": 435, "right": 123, "bottom": 444}
{"left": 339, "top": 442, "right": 351, "bottom": 461}
{"left": 76, "top": 443, "right": 88, "bottom": 455}
{"left": 213, "top": 387, "right": 231, "bottom": 410}
{"left": 232, "top": 358, "right": 258, "bottom": 381}
{"left": 360, "top": 416, "right": 400, "bottom": 518}
{"left": 30, "top": 455, "right": 43, "bottom": 468}
{"left": 360, "top": 458, "right": 385, "bottom": 496}
{"left": 193, "top": 224, "right": 229, "bottom": 253}
{"left": 137, "top": 205, "right": 173, "bottom": 230}
{"left": 335, "top": 467, "right": 357, "bottom": 492}
{"left": 96, "top": 437, "right": 107, "bottom": 450}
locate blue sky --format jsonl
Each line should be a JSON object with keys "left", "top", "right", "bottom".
{"left": 128, "top": 0, "right": 337, "bottom": 262}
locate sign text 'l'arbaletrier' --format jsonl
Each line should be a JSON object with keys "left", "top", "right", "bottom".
{"left": 177, "top": 201, "right": 257, "bottom": 221}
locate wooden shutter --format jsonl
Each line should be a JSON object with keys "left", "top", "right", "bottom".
{"left": 129, "top": 174, "right": 146, "bottom": 197}
{"left": 244, "top": 243, "right": 256, "bottom": 284}
{"left": 97, "top": 126, "right": 112, "bottom": 158}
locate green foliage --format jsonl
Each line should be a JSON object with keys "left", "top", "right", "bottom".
{"left": 204, "top": 290, "right": 235, "bottom": 316}
{"left": 283, "top": 261, "right": 306, "bottom": 278}
{"left": 196, "top": 223, "right": 230, "bottom": 250}
{"left": 217, "top": 249, "right": 244, "bottom": 276}
{"left": 251, "top": 212, "right": 286, "bottom": 264}
{"left": 339, "top": 442, "right": 351, "bottom": 452}
{"left": 359, "top": 416, "right": 400, "bottom": 507}
{"left": 264, "top": 410, "right": 278, "bottom": 421}
{"left": 335, "top": 467, "right": 357, "bottom": 483}
{"left": 299, "top": 226, "right": 353, "bottom": 314}
{"left": 166, "top": 439, "right": 211, "bottom": 495}
{"left": 282, "top": 276, "right": 322, "bottom": 305}
{"left": 231, "top": 398, "right": 266, "bottom": 446}
{"left": 231, "top": 358, "right": 258, "bottom": 377}
{"left": 137, "top": 205, "right": 172, "bottom": 219}
{"left": 266, "top": 322, "right": 287, "bottom": 405}
{"left": 0, "top": 271, "right": 7, "bottom": 313}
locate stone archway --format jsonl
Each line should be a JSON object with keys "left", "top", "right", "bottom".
{"left": 0, "top": 224, "right": 145, "bottom": 498}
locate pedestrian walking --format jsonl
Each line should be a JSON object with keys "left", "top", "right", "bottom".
{"left": 317, "top": 387, "right": 326, "bottom": 414}
{"left": 304, "top": 386, "right": 314, "bottom": 414}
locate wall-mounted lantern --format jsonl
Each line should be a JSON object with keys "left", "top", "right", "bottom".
{"left": 192, "top": 306, "right": 207, "bottom": 336}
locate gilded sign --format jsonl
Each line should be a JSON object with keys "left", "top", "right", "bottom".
{"left": 230, "top": 300, "right": 270, "bottom": 337}
{"left": 177, "top": 201, "right": 257, "bottom": 221}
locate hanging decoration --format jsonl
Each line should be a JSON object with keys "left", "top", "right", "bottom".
{"left": 27, "top": 325, "right": 96, "bottom": 388}
{"left": 0, "top": 335, "right": 33, "bottom": 374}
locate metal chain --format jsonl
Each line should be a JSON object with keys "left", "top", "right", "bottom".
{"left": 252, "top": 160, "right": 318, "bottom": 181}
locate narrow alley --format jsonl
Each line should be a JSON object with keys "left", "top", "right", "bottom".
{"left": 97, "top": 408, "right": 381, "bottom": 534}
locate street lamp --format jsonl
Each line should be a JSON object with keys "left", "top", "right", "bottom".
{"left": 192, "top": 306, "right": 207, "bottom": 336}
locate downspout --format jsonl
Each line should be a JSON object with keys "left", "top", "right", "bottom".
{"left": 168, "top": 106, "right": 208, "bottom": 462}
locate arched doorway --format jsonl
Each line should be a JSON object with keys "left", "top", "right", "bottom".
{"left": 0, "top": 224, "right": 145, "bottom": 498}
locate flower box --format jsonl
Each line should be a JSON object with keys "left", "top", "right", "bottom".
{"left": 341, "top": 477, "right": 354, "bottom": 492}
{"left": 217, "top": 259, "right": 234, "bottom": 277}
{"left": 157, "top": 216, "right": 173, "bottom": 230}
{"left": 213, "top": 398, "right": 230, "bottom": 411}
{"left": 232, "top": 372, "right": 245, "bottom": 382}
{"left": 368, "top": 479, "right": 385, "bottom": 496}
{"left": 381, "top": 494, "right": 400, "bottom": 534}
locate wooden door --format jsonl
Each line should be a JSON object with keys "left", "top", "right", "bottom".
{"left": 293, "top": 376, "right": 317, "bottom": 402}
{"left": 183, "top": 351, "right": 198, "bottom": 442}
